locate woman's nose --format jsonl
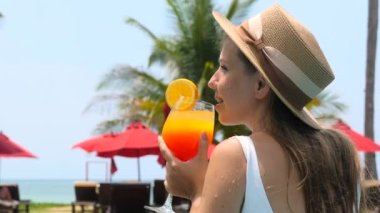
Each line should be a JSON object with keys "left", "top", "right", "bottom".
{"left": 208, "top": 74, "right": 217, "bottom": 90}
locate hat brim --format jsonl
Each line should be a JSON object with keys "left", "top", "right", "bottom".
{"left": 212, "top": 11, "right": 321, "bottom": 129}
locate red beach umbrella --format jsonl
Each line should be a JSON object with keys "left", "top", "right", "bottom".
{"left": 0, "top": 132, "right": 37, "bottom": 181}
{"left": 73, "top": 133, "right": 120, "bottom": 176}
{"left": 0, "top": 132, "right": 36, "bottom": 158}
{"left": 73, "top": 121, "right": 163, "bottom": 181}
{"left": 96, "top": 121, "right": 160, "bottom": 157}
{"left": 332, "top": 121, "right": 380, "bottom": 152}
{"left": 73, "top": 132, "right": 119, "bottom": 153}
{"left": 97, "top": 121, "right": 162, "bottom": 181}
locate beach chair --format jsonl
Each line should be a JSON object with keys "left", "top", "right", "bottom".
{"left": 0, "top": 203, "right": 14, "bottom": 213}
{"left": 71, "top": 181, "right": 99, "bottom": 213}
{"left": 0, "top": 186, "right": 17, "bottom": 213}
{"left": 110, "top": 182, "right": 150, "bottom": 213}
{"left": 0, "top": 184, "right": 30, "bottom": 213}
{"left": 152, "top": 179, "right": 167, "bottom": 206}
{"left": 0, "top": 206, "right": 14, "bottom": 213}
{"left": 97, "top": 183, "right": 112, "bottom": 213}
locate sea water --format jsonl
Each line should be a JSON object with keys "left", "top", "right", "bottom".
{"left": 1, "top": 179, "right": 76, "bottom": 203}
{"left": 0, "top": 179, "right": 157, "bottom": 204}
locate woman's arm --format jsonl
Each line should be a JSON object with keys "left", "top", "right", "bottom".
{"left": 190, "top": 137, "right": 246, "bottom": 213}
{"left": 159, "top": 134, "right": 246, "bottom": 213}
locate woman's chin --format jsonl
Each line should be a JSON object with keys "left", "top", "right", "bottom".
{"left": 218, "top": 116, "right": 240, "bottom": 126}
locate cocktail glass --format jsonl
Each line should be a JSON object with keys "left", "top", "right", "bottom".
{"left": 144, "top": 100, "right": 215, "bottom": 212}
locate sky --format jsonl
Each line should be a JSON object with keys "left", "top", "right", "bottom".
{"left": 0, "top": 0, "right": 378, "bottom": 181}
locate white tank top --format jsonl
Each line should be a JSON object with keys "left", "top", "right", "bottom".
{"left": 236, "top": 136, "right": 361, "bottom": 212}
{"left": 236, "top": 136, "right": 273, "bottom": 213}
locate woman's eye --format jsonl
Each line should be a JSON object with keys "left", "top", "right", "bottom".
{"left": 220, "top": 65, "right": 228, "bottom": 71}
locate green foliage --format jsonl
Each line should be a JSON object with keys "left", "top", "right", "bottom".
{"left": 85, "top": 65, "right": 166, "bottom": 133}
{"left": 306, "top": 91, "right": 347, "bottom": 123}
{"left": 88, "top": 0, "right": 346, "bottom": 140}
{"left": 30, "top": 202, "right": 68, "bottom": 211}
{"left": 88, "top": 0, "right": 258, "bottom": 139}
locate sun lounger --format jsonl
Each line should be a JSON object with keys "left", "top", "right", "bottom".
{"left": 0, "top": 198, "right": 18, "bottom": 213}
{"left": 111, "top": 182, "right": 150, "bottom": 213}
{"left": 152, "top": 179, "right": 167, "bottom": 206}
{"left": 0, "top": 184, "right": 30, "bottom": 213}
{"left": 98, "top": 182, "right": 151, "bottom": 213}
{"left": 71, "top": 181, "right": 99, "bottom": 213}
{"left": 97, "top": 183, "right": 112, "bottom": 213}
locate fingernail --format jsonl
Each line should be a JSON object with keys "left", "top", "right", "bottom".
{"left": 201, "top": 132, "right": 207, "bottom": 140}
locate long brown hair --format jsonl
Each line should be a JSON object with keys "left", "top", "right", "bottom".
{"left": 265, "top": 93, "right": 362, "bottom": 213}
{"left": 236, "top": 44, "right": 362, "bottom": 212}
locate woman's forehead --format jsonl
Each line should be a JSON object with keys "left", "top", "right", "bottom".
{"left": 220, "top": 39, "right": 239, "bottom": 56}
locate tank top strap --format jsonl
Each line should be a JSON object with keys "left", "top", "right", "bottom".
{"left": 235, "top": 136, "right": 273, "bottom": 213}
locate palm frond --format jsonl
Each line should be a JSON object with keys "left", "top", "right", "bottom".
{"left": 96, "top": 65, "right": 165, "bottom": 91}
{"left": 166, "top": 0, "right": 190, "bottom": 37}
{"left": 225, "top": 0, "right": 239, "bottom": 19}
{"left": 226, "top": 0, "right": 256, "bottom": 22}
{"left": 92, "top": 118, "right": 128, "bottom": 135}
{"left": 148, "top": 38, "right": 178, "bottom": 68}
{"left": 308, "top": 91, "right": 347, "bottom": 121}
{"left": 126, "top": 18, "right": 157, "bottom": 40}
{"left": 83, "top": 93, "right": 130, "bottom": 115}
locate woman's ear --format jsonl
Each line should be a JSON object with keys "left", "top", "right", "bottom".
{"left": 255, "top": 75, "right": 270, "bottom": 99}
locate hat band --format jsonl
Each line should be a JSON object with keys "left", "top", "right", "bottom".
{"left": 237, "top": 16, "right": 323, "bottom": 110}
{"left": 263, "top": 58, "right": 312, "bottom": 110}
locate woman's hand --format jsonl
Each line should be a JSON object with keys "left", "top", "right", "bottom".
{"left": 158, "top": 133, "right": 209, "bottom": 200}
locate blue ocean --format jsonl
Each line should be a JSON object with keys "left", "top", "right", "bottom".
{"left": 1, "top": 179, "right": 159, "bottom": 204}
{"left": 1, "top": 179, "right": 78, "bottom": 203}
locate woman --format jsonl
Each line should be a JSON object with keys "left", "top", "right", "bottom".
{"left": 159, "top": 4, "right": 362, "bottom": 213}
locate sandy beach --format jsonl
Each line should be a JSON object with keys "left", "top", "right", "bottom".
{"left": 37, "top": 206, "right": 71, "bottom": 213}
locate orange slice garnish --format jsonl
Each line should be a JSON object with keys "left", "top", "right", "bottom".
{"left": 165, "top": 78, "right": 198, "bottom": 110}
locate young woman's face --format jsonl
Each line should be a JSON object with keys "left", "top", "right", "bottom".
{"left": 208, "top": 39, "right": 260, "bottom": 126}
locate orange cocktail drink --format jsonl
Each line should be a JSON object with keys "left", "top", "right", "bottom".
{"left": 162, "top": 101, "right": 214, "bottom": 161}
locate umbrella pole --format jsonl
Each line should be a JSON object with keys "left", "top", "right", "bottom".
{"left": 137, "top": 157, "right": 141, "bottom": 181}
{"left": 85, "top": 161, "right": 89, "bottom": 181}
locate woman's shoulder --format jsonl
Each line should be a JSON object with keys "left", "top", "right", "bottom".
{"left": 214, "top": 136, "right": 242, "bottom": 150}
{"left": 202, "top": 136, "right": 247, "bottom": 212}
{"left": 210, "top": 136, "right": 246, "bottom": 162}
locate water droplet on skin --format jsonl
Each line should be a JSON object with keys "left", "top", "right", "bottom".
{"left": 232, "top": 179, "right": 236, "bottom": 184}
{"left": 214, "top": 194, "right": 219, "bottom": 199}
{"left": 228, "top": 188, "right": 231, "bottom": 193}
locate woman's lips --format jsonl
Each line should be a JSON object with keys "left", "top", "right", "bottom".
{"left": 214, "top": 95, "right": 223, "bottom": 103}
{"left": 214, "top": 96, "right": 223, "bottom": 111}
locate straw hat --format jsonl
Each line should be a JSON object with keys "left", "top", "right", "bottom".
{"left": 212, "top": 4, "right": 335, "bottom": 129}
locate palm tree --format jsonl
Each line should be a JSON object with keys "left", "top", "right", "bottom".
{"left": 84, "top": 65, "right": 167, "bottom": 133}
{"left": 306, "top": 91, "right": 347, "bottom": 126}
{"left": 87, "top": 0, "right": 347, "bottom": 142}
{"left": 364, "top": 0, "right": 378, "bottom": 180}
{"left": 86, "top": 0, "right": 256, "bottom": 138}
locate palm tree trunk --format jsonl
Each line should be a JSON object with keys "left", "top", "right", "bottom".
{"left": 364, "top": 0, "right": 378, "bottom": 180}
